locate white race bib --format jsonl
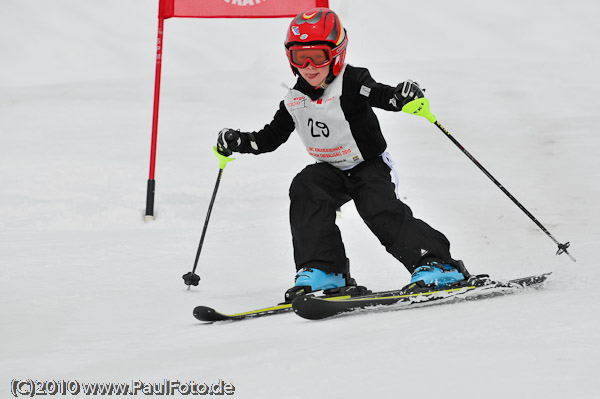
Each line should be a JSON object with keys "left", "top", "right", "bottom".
{"left": 284, "top": 65, "right": 364, "bottom": 170}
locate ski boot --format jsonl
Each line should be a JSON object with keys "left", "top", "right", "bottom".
{"left": 284, "top": 268, "right": 369, "bottom": 303}
{"left": 407, "top": 260, "right": 471, "bottom": 291}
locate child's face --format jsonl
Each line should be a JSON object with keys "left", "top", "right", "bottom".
{"left": 297, "top": 64, "right": 330, "bottom": 88}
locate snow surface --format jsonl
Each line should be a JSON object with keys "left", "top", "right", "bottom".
{"left": 1, "top": 0, "right": 599, "bottom": 398}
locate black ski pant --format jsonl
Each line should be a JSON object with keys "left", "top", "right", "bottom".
{"left": 289, "top": 159, "right": 453, "bottom": 275}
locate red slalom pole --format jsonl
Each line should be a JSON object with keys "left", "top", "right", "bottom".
{"left": 145, "top": 16, "right": 165, "bottom": 221}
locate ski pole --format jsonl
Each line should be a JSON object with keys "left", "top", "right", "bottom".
{"left": 183, "top": 147, "right": 235, "bottom": 289}
{"left": 402, "top": 98, "right": 576, "bottom": 262}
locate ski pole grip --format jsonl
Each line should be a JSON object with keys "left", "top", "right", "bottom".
{"left": 213, "top": 146, "right": 235, "bottom": 170}
{"left": 402, "top": 97, "right": 437, "bottom": 123}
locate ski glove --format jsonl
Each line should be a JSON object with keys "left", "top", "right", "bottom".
{"left": 216, "top": 128, "right": 242, "bottom": 156}
{"left": 393, "top": 80, "right": 424, "bottom": 111}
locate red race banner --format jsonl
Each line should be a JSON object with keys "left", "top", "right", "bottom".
{"left": 159, "top": 0, "right": 330, "bottom": 19}
{"left": 145, "top": 0, "right": 330, "bottom": 220}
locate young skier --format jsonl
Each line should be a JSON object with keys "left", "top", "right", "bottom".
{"left": 216, "top": 8, "right": 470, "bottom": 300}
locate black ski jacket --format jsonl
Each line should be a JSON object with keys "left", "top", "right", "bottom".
{"left": 234, "top": 64, "right": 402, "bottom": 169}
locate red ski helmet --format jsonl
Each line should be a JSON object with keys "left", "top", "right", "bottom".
{"left": 285, "top": 8, "right": 348, "bottom": 77}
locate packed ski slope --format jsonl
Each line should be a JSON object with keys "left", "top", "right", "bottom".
{"left": 1, "top": 0, "right": 599, "bottom": 398}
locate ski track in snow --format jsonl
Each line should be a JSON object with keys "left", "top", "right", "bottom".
{"left": 1, "top": 1, "right": 599, "bottom": 398}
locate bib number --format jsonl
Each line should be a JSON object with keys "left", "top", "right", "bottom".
{"left": 308, "top": 118, "right": 330, "bottom": 138}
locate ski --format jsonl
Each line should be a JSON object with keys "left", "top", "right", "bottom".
{"left": 193, "top": 273, "right": 550, "bottom": 323}
{"left": 193, "top": 285, "right": 370, "bottom": 322}
{"left": 193, "top": 303, "right": 294, "bottom": 322}
{"left": 292, "top": 273, "right": 551, "bottom": 320}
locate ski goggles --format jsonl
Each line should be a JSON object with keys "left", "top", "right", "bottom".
{"left": 287, "top": 45, "right": 334, "bottom": 69}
